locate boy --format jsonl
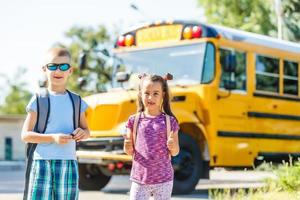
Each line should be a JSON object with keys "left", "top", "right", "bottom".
{"left": 21, "top": 47, "right": 90, "bottom": 200}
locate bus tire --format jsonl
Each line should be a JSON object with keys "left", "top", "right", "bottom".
{"left": 172, "top": 133, "right": 202, "bottom": 194}
{"left": 78, "top": 163, "right": 111, "bottom": 191}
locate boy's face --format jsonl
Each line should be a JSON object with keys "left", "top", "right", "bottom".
{"left": 43, "top": 55, "right": 72, "bottom": 87}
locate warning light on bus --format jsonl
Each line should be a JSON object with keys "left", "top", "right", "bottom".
{"left": 117, "top": 36, "right": 125, "bottom": 46}
{"left": 183, "top": 26, "right": 202, "bottom": 40}
{"left": 117, "top": 34, "right": 134, "bottom": 47}
{"left": 183, "top": 26, "right": 193, "bottom": 39}
{"left": 125, "top": 34, "right": 134, "bottom": 46}
{"left": 192, "top": 26, "right": 202, "bottom": 38}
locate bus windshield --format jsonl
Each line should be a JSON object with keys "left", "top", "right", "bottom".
{"left": 113, "top": 42, "right": 214, "bottom": 89}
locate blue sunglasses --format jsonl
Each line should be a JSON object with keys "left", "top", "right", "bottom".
{"left": 46, "top": 63, "right": 71, "bottom": 71}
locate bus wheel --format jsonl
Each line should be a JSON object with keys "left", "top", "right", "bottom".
{"left": 78, "top": 163, "right": 112, "bottom": 191}
{"left": 172, "top": 133, "right": 202, "bottom": 194}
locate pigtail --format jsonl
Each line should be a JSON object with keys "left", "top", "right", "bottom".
{"left": 161, "top": 73, "right": 177, "bottom": 120}
{"left": 138, "top": 73, "right": 147, "bottom": 79}
{"left": 163, "top": 73, "right": 173, "bottom": 81}
{"left": 137, "top": 73, "right": 147, "bottom": 112}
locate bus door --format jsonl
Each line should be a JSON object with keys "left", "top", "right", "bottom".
{"left": 214, "top": 48, "right": 251, "bottom": 166}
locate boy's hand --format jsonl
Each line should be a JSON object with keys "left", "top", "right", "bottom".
{"left": 52, "top": 134, "right": 73, "bottom": 144}
{"left": 167, "top": 132, "right": 175, "bottom": 151}
{"left": 72, "top": 128, "right": 89, "bottom": 142}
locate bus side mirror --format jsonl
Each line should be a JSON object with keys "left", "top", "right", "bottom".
{"left": 116, "top": 71, "right": 130, "bottom": 83}
{"left": 78, "top": 52, "right": 87, "bottom": 70}
{"left": 101, "top": 49, "right": 110, "bottom": 57}
{"left": 224, "top": 80, "right": 236, "bottom": 90}
{"left": 223, "top": 54, "right": 236, "bottom": 73}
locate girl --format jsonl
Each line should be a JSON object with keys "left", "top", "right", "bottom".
{"left": 124, "top": 73, "right": 180, "bottom": 200}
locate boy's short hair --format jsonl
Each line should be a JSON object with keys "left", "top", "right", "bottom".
{"left": 47, "top": 47, "right": 71, "bottom": 59}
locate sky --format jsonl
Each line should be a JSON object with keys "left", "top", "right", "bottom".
{"left": 0, "top": 0, "right": 204, "bottom": 101}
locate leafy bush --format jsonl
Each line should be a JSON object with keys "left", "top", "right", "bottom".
{"left": 210, "top": 160, "right": 300, "bottom": 199}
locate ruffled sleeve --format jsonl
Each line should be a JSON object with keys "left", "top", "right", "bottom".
{"left": 170, "top": 116, "right": 180, "bottom": 132}
{"left": 125, "top": 115, "right": 135, "bottom": 131}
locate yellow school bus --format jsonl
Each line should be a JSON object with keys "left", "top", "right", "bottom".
{"left": 76, "top": 20, "right": 300, "bottom": 194}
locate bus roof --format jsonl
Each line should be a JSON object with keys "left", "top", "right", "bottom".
{"left": 208, "top": 23, "right": 300, "bottom": 54}
{"left": 118, "top": 20, "right": 300, "bottom": 54}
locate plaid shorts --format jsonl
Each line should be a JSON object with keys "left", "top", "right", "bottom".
{"left": 26, "top": 160, "right": 79, "bottom": 200}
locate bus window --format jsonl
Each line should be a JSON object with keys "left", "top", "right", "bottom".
{"left": 256, "top": 55, "right": 279, "bottom": 93}
{"left": 115, "top": 43, "right": 209, "bottom": 88}
{"left": 219, "top": 48, "right": 246, "bottom": 91}
{"left": 201, "top": 43, "right": 215, "bottom": 84}
{"left": 283, "top": 60, "right": 298, "bottom": 96}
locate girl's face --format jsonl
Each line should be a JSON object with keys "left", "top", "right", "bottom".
{"left": 141, "top": 80, "right": 164, "bottom": 112}
{"left": 43, "top": 55, "right": 72, "bottom": 87}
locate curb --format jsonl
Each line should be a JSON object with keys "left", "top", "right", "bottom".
{"left": 0, "top": 161, "right": 25, "bottom": 171}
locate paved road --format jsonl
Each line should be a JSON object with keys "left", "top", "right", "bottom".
{"left": 0, "top": 166, "right": 273, "bottom": 200}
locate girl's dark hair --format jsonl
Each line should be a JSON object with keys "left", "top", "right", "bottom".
{"left": 137, "top": 73, "right": 177, "bottom": 119}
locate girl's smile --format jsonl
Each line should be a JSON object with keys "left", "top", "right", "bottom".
{"left": 147, "top": 101, "right": 155, "bottom": 106}
{"left": 141, "top": 80, "right": 164, "bottom": 114}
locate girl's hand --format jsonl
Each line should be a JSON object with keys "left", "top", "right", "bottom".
{"left": 167, "top": 131, "right": 180, "bottom": 156}
{"left": 72, "top": 128, "right": 90, "bottom": 142}
{"left": 123, "top": 132, "right": 134, "bottom": 155}
{"left": 52, "top": 134, "right": 73, "bottom": 144}
{"left": 167, "top": 132, "right": 175, "bottom": 150}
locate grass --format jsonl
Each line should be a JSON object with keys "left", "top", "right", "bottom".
{"left": 210, "top": 160, "right": 300, "bottom": 200}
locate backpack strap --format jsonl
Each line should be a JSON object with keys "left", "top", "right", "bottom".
{"left": 67, "top": 90, "right": 81, "bottom": 129}
{"left": 35, "top": 90, "right": 50, "bottom": 133}
{"left": 165, "top": 114, "right": 172, "bottom": 159}
{"left": 132, "top": 112, "right": 141, "bottom": 150}
{"left": 166, "top": 114, "right": 171, "bottom": 139}
{"left": 24, "top": 90, "right": 50, "bottom": 200}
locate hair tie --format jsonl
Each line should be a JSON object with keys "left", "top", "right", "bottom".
{"left": 138, "top": 73, "right": 147, "bottom": 79}
{"left": 163, "top": 73, "right": 173, "bottom": 81}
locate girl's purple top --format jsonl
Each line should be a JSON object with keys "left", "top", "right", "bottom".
{"left": 126, "top": 113, "right": 179, "bottom": 185}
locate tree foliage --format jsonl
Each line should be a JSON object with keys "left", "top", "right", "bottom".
{"left": 198, "top": 0, "right": 277, "bottom": 36}
{"left": 282, "top": 0, "right": 300, "bottom": 41}
{"left": 198, "top": 0, "right": 300, "bottom": 42}
{"left": 0, "top": 67, "right": 32, "bottom": 114}
{"left": 0, "top": 25, "right": 114, "bottom": 114}
{"left": 57, "top": 25, "right": 113, "bottom": 96}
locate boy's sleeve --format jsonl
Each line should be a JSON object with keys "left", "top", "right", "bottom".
{"left": 80, "top": 99, "right": 88, "bottom": 113}
{"left": 26, "top": 95, "right": 37, "bottom": 113}
{"left": 125, "top": 115, "right": 135, "bottom": 132}
{"left": 170, "top": 116, "right": 180, "bottom": 133}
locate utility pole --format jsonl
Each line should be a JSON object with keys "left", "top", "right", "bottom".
{"left": 275, "top": 0, "right": 283, "bottom": 39}
{"left": 129, "top": 3, "right": 151, "bottom": 20}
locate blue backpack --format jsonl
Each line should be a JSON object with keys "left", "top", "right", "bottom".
{"left": 23, "top": 89, "right": 81, "bottom": 200}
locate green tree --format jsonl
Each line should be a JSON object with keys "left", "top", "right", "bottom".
{"left": 198, "top": 0, "right": 300, "bottom": 42}
{"left": 282, "top": 0, "right": 300, "bottom": 41}
{"left": 56, "top": 25, "right": 113, "bottom": 96}
{"left": 0, "top": 67, "right": 32, "bottom": 114}
{"left": 198, "top": 0, "right": 277, "bottom": 36}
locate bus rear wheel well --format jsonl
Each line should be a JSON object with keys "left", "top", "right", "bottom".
{"left": 179, "top": 123, "right": 208, "bottom": 158}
